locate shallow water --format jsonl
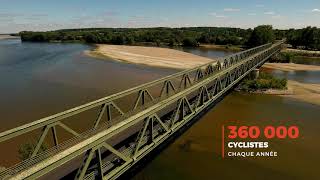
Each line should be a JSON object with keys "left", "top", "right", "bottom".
{"left": 134, "top": 45, "right": 320, "bottom": 180}
{"left": 0, "top": 39, "right": 177, "bottom": 131}
{"left": 0, "top": 39, "right": 319, "bottom": 179}
{"left": 174, "top": 46, "right": 236, "bottom": 59}
{"left": 267, "top": 69, "right": 320, "bottom": 84}
{"left": 291, "top": 56, "right": 320, "bottom": 66}
{"left": 134, "top": 92, "right": 320, "bottom": 180}
{"left": 0, "top": 39, "right": 178, "bottom": 165}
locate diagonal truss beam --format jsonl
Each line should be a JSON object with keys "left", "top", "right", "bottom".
{"left": 0, "top": 41, "right": 284, "bottom": 180}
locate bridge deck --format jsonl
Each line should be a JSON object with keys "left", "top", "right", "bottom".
{"left": 0, "top": 41, "right": 284, "bottom": 180}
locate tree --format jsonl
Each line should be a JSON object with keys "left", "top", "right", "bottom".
{"left": 111, "top": 35, "right": 125, "bottom": 45}
{"left": 84, "top": 33, "right": 100, "bottom": 43}
{"left": 182, "top": 38, "right": 199, "bottom": 47}
{"left": 126, "top": 36, "right": 135, "bottom": 45}
{"left": 247, "top": 25, "right": 275, "bottom": 47}
{"left": 198, "top": 33, "right": 211, "bottom": 43}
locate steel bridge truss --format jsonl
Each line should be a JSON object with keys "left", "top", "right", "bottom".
{"left": 0, "top": 41, "right": 283, "bottom": 180}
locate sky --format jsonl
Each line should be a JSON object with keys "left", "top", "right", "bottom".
{"left": 1, "top": 0, "right": 320, "bottom": 33}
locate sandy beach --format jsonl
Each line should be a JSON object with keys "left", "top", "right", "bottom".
{"left": 263, "top": 63, "right": 320, "bottom": 71}
{"left": 282, "top": 80, "right": 320, "bottom": 106}
{"left": 0, "top": 35, "right": 19, "bottom": 40}
{"left": 262, "top": 63, "right": 320, "bottom": 105}
{"left": 250, "top": 80, "right": 320, "bottom": 106}
{"left": 86, "top": 45, "right": 320, "bottom": 105}
{"left": 283, "top": 48, "right": 320, "bottom": 56}
{"left": 87, "top": 45, "right": 214, "bottom": 69}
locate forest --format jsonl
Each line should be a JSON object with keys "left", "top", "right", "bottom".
{"left": 19, "top": 25, "right": 320, "bottom": 50}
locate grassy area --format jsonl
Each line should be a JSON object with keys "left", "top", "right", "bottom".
{"left": 238, "top": 72, "right": 287, "bottom": 92}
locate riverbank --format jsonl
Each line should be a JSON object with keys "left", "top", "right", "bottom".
{"left": 269, "top": 48, "right": 320, "bottom": 65}
{"left": 87, "top": 45, "right": 320, "bottom": 105}
{"left": 199, "top": 44, "right": 243, "bottom": 51}
{"left": 262, "top": 63, "right": 320, "bottom": 105}
{"left": 282, "top": 80, "right": 320, "bottom": 106}
{"left": 86, "top": 44, "right": 215, "bottom": 69}
{"left": 238, "top": 63, "right": 320, "bottom": 105}
{"left": 263, "top": 63, "right": 320, "bottom": 71}
{"left": 240, "top": 80, "right": 320, "bottom": 106}
{"left": 283, "top": 48, "right": 320, "bottom": 57}
{"left": 0, "top": 35, "right": 19, "bottom": 40}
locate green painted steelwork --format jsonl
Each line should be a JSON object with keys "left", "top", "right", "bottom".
{"left": 0, "top": 41, "right": 284, "bottom": 180}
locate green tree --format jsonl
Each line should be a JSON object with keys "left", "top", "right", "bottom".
{"left": 247, "top": 25, "right": 275, "bottom": 47}
{"left": 111, "top": 35, "right": 125, "bottom": 45}
{"left": 182, "top": 38, "right": 199, "bottom": 47}
{"left": 126, "top": 36, "right": 135, "bottom": 45}
{"left": 84, "top": 33, "right": 100, "bottom": 43}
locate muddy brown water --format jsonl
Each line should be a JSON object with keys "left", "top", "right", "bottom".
{"left": 0, "top": 39, "right": 319, "bottom": 179}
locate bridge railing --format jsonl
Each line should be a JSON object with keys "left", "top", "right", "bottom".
{"left": 0, "top": 41, "right": 283, "bottom": 179}
{"left": 0, "top": 43, "right": 271, "bottom": 142}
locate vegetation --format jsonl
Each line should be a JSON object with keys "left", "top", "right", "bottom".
{"left": 238, "top": 72, "right": 287, "bottom": 92}
{"left": 19, "top": 25, "right": 320, "bottom": 50}
{"left": 246, "top": 25, "right": 275, "bottom": 47}
{"left": 269, "top": 49, "right": 320, "bottom": 63}
{"left": 269, "top": 52, "right": 295, "bottom": 63}
{"left": 286, "top": 26, "right": 320, "bottom": 50}
{"left": 18, "top": 141, "right": 48, "bottom": 160}
{"left": 19, "top": 26, "right": 275, "bottom": 47}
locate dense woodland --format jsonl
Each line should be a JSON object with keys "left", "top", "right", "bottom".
{"left": 19, "top": 25, "right": 320, "bottom": 50}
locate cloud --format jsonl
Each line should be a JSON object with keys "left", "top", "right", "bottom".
{"left": 209, "top": 12, "right": 227, "bottom": 18}
{"left": 215, "top": 15, "right": 227, "bottom": 18}
{"left": 0, "top": 12, "right": 47, "bottom": 18}
{"left": 271, "top": 15, "right": 282, "bottom": 19}
{"left": 311, "top": 9, "right": 320, "bottom": 12}
{"left": 256, "top": 4, "right": 265, "bottom": 8}
{"left": 264, "top": 11, "right": 275, "bottom": 15}
{"left": 224, "top": 8, "right": 240, "bottom": 12}
{"left": 248, "top": 13, "right": 256, "bottom": 16}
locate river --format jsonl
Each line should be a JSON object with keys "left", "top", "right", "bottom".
{"left": 0, "top": 39, "right": 319, "bottom": 179}
{"left": 134, "top": 47, "right": 320, "bottom": 179}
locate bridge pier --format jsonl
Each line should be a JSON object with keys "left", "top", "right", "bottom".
{"left": 249, "top": 68, "right": 260, "bottom": 79}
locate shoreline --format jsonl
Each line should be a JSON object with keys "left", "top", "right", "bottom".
{"left": 263, "top": 63, "right": 320, "bottom": 71}
{"left": 250, "top": 63, "right": 320, "bottom": 105}
{"left": 86, "top": 44, "right": 215, "bottom": 69}
{"left": 239, "top": 80, "right": 320, "bottom": 106}
{"left": 199, "top": 44, "right": 243, "bottom": 52}
{"left": 0, "top": 35, "right": 20, "bottom": 40}
{"left": 259, "top": 80, "right": 320, "bottom": 106}
{"left": 85, "top": 44, "right": 320, "bottom": 106}
{"left": 283, "top": 48, "right": 320, "bottom": 57}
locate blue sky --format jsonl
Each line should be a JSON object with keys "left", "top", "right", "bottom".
{"left": 1, "top": 0, "right": 320, "bottom": 33}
